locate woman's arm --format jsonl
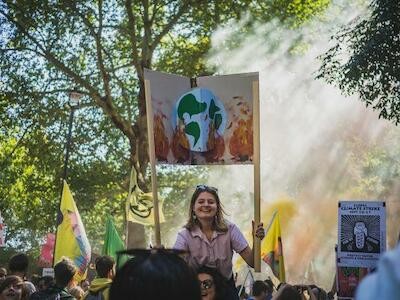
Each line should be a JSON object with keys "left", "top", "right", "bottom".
{"left": 238, "top": 222, "right": 265, "bottom": 268}
{"left": 239, "top": 246, "right": 254, "bottom": 267}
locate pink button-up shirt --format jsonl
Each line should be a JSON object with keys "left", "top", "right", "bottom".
{"left": 173, "top": 222, "right": 248, "bottom": 279}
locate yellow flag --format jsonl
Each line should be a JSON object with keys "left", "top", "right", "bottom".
{"left": 261, "top": 212, "right": 285, "bottom": 282}
{"left": 125, "top": 167, "right": 165, "bottom": 226}
{"left": 54, "top": 181, "right": 91, "bottom": 281}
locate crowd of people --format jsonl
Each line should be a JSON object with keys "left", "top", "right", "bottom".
{"left": 0, "top": 251, "right": 332, "bottom": 300}
{"left": 0, "top": 185, "right": 398, "bottom": 299}
{"left": 0, "top": 253, "right": 115, "bottom": 300}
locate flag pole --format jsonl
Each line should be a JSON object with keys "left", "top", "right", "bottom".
{"left": 52, "top": 180, "right": 66, "bottom": 267}
{"left": 264, "top": 211, "right": 278, "bottom": 238}
{"left": 124, "top": 167, "right": 134, "bottom": 249}
{"left": 238, "top": 268, "right": 251, "bottom": 297}
{"left": 253, "top": 80, "right": 261, "bottom": 272}
{"left": 144, "top": 79, "right": 162, "bottom": 247}
{"left": 53, "top": 92, "right": 81, "bottom": 266}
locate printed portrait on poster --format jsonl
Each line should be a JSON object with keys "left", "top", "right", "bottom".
{"left": 340, "top": 215, "right": 380, "bottom": 253}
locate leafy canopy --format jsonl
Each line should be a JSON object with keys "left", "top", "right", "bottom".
{"left": 317, "top": 0, "right": 400, "bottom": 124}
{"left": 0, "top": 0, "right": 330, "bottom": 253}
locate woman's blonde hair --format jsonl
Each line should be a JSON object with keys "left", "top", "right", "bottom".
{"left": 184, "top": 185, "right": 228, "bottom": 232}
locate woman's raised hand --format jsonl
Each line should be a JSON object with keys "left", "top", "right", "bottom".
{"left": 252, "top": 220, "right": 265, "bottom": 240}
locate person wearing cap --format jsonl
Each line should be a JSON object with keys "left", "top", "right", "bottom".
{"left": 173, "top": 185, "right": 265, "bottom": 300}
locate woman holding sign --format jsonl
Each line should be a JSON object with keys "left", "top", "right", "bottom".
{"left": 173, "top": 185, "right": 264, "bottom": 300}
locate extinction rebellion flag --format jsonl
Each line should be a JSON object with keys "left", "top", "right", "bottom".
{"left": 54, "top": 181, "right": 91, "bottom": 281}
{"left": 261, "top": 212, "right": 286, "bottom": 282}
{"left": 125, "top": 167, "right": 165, "bottom": 226}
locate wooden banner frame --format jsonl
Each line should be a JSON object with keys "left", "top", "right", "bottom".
{"left": 253, "top": 80, "right": 261, "bottom": 272}
{"left": 145, "top": 79, "right": 162, "bottom": 246}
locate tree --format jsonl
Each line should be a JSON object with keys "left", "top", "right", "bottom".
{"left": 0, "top": 0, "right": 331, "bottom": 188}
{"left": 317, "top": 0, "right": 400, "bottom": 124}
{"left": 0, "top": 0, "right": 330, "bottom": 251}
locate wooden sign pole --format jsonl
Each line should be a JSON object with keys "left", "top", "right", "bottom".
{"left": 144, "top": 79, "right": 162, "bottom": 247}
{"left": 253, "top": 80, "right": 261, "bottom": 272}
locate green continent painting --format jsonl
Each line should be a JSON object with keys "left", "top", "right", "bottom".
{"left": 177, "top": 94, "right": 207, "bottom": 119}
{"left": 173, "top": 88, "right": 227, "bottom": 152}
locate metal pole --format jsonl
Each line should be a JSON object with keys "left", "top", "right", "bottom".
{"left": 53, "top": 104, "right": 77, "bottom": 266}
{"left": 62, "top": 107, "right": 76, "bottom": 181}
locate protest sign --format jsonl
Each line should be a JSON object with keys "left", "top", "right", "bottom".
{"left": 337, "top": 201, "right": 386, "bottom": 268}
{"left": 336, "top": 265, "right": 370, "bottom": 300}
{"left": 144, "top": 69, "right": 258, "bottom": 165}
{"left": 42, "top": 268, "right": 55, "bottom": 278}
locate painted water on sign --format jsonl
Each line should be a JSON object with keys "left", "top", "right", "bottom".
{"left": 173, "top": 88, "right": 227, "bottom": 152}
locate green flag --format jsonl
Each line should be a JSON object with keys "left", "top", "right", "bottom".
{"left": 102, "top": 216, "right": 127, "bottom": 267}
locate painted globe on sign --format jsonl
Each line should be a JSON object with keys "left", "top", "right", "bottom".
{"left": 173, "top": 88, "right": 227, "bottom": 152}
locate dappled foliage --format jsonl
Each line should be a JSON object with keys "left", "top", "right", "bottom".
{"left": 317, "top": 0, "right": 400, "bottom": 124}
{"left": 0, "top": 129, "right": 59, "bottom": 251}
{"left": 0, "top": 0, "right": 330, "bottom": 255}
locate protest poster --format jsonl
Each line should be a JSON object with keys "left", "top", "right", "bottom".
{"left": 38, "top": 233, "right": 55, "bottom": 267}
{"left": 336, "top": 265, "right": 370, "bottom": 300}
{"left": 42, "top": 268, "right": 55, "bottom": 278}
{"left": 337, "top": 201, "right": 386, "bottom": 268}
{"left": 144, "top": 69, "right": 257, "bottom": 165}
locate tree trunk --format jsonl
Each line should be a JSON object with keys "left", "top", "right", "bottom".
{"left": 127, "top": 78, "right": 149, "bottom": 248}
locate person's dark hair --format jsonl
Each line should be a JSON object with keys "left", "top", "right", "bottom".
{"left": 30, "top": 274, "right": 40, "bottom": 287}
{"left": 8, "top": 253, "right": 29, "bottom": 274}
{"left": 184, "top": 185, "right": 228, "bottom": 232}
{"left": 38, "top": 276, "right": 55, "bottom": 291}
{"left": 95, "top": 255, "right": 115, "bottom": 278}
{"left": 252, "top": 280, "right": 267, "bottom": 297}
{"left": 110, "top": 249, "right": 201, "bottom": 300}
{"left": 264, "top": 278, "right": 274, "bottom": 293}
{"left": 309, "top": 285, "right": 328, "bottom": 300}
{"left": 54, "top": 258, "right": 76, "bottom": 287}
{"left": 197, "top": 266, "right": 229, "bottom": 300}
{"left": 275, "top": 284, "right": 302, "bottom": 300}
{"left": 0, "top": 275, "right": 24, "bottom": 294}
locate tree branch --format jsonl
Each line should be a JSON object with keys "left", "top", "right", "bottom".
{"left": 0, "top": 6, "right": 136, "bottom": 144}
{"left": 149, "top": 0, "right": 160, "bottom": 24}
{"left": 125, "top": 0, "right": 143, "bottom": 78}
{"left": 0, "top": 8, "right": 100, "bottom": 99}
{"left": 94, "top": 0, "right": 112, "bottom": 99}
{"left": 1, "top": 47, "right": 42, "bottom": 56}
{"left": 142, "top": 0, "right": 152, "bottom": 63}
{"left": 102, "top": 47, "right": 134, "bottom": 124}
{"left": 150, "top": 0, "right": 191, "bottom": 51}
{"left": 0, "top": 123, "right": 33, "bottom": 170}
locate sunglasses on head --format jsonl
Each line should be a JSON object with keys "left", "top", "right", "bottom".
{"left": 196, "top": 185, "right": 218, "bottom": 193}
{"left": 199, "top": 279, "right": 214, "bottom": 290}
